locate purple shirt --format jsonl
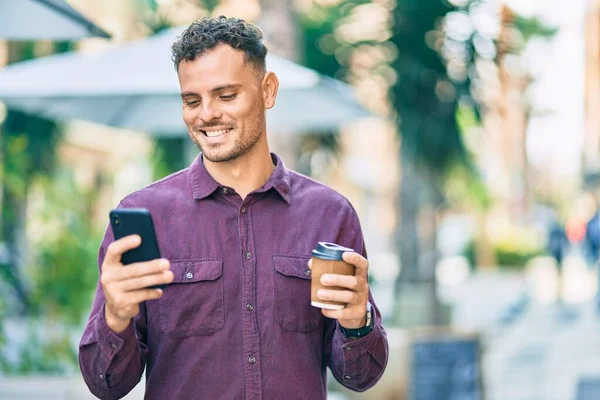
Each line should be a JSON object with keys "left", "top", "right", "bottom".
{"left": 79, "top": 153, "right": 388, "bottom": 400}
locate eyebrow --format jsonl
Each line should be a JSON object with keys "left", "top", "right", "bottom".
{"left": 180, "top": 84, "right": 242, "bottom": 98}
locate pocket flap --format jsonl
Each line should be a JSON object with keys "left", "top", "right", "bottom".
{"left": 273, "top": 255, "right": 311, "bottom": 280}
{"left": 170, "top": 260, "right": 222, "bottom": 283}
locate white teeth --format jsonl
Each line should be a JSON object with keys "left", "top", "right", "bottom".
{"left": 204, "top": 129, "right": 229, "bottom": 137}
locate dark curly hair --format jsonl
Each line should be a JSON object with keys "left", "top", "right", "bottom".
{"left": 172, "top": 16, "right": 268, "bottom": 73}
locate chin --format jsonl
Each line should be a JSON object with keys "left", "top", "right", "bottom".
{"left": 202, "top": 148, "right": 241, "bottom": 163}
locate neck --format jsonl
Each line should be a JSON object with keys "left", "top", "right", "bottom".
{"left": 203, "top": 138, "right": 275, "bottom": 199}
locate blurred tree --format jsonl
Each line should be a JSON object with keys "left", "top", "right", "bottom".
{"left": 493, "top": 5, "right": 557, "bottom": 218}
{"left": 294, "top": 0, "right": 375, "bottom": 175}
{"left": 31, "top": 172, "right": 103, "bottom": 325}
{"left": 0, "top": 42, "right": 101, "bottom": 373}
{"left": 390, "top": 0, "right": 474, "bottom": 324}
{"left": 299, "top": 0, "right": 372, "bottom": 80}
{"left": 0, "top": 41, "right": 72, "bottom": 313}
{"left": 390, "top": 0, "right": 557, "bottom": 324}
{"left": 1, "top": 322, "right": 78, "bottom": 375}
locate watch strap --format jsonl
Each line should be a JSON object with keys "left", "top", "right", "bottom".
{"left": 340, "top": 302, "right": 373, "bottom": 339}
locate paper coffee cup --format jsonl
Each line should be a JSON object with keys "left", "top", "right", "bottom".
{"left": 310, "top": 242, "right": 355, "bottom": 310}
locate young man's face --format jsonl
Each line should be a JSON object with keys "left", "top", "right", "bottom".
{"left": 177, "top": 44, "right": 273, "bottom": 163}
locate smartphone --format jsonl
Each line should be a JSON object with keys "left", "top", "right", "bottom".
{"left": 109, "top": 208, "right": 166, "bottom": 289}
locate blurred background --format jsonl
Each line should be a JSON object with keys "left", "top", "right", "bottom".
{"left": 1, "top": 0, "right": 600, "bottom": 399}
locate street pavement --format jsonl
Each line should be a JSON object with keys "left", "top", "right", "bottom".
{"left": 444, "top": 254, "right": 600, "bottom": 400}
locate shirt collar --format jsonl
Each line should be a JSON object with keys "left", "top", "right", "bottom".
{"left": 189, "top": 154, "right": 221, "bottom": 200}
{"left": 189, "top": 152, "right": 292, "bottom": 204}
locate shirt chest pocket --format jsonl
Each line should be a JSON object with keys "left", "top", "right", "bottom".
{"left": 159, "top": 259, "right": 224, "bottom": 338}
{"left": 273, "top": 255, "right": 323, "bottom": 333}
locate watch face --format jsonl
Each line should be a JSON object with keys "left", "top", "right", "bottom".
{"left": 366, "top": 302, "right": 372, "bottom": 326}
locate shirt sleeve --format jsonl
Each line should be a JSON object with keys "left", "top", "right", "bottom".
{"left": 78, "top": 216, "right": 149, "bottom": 400}
{"left": 324, "top": 199, "right": 389, "bottom": 392}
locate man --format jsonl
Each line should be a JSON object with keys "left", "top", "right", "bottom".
{"left": 79, "top": 16, "right": 388, "bottom": 400}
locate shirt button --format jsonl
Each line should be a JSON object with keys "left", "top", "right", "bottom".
{"left": 344, "top": 375, "right": 352, "bottom": 380}
{"left": 241, "top": 207, "right": 247, "bottom": 214}
{"left": 186, "top": 272, "right": 193, "bottom": 280}
{"left": 346, "top": 346, "right": 352, "bottom": 351}
{"left": 222, "top": 187, "right": 228, "bottom": 194}
{"left": 111, "top": 343, "right": 118, "bottom": 349}
{"left": 244, "top": 251, "right": 252, "bottom": 260}
{"left": 249, "top": 356, "right": 256, "bottom": 364}
{"left": 99, "top": 373, "right": 104, "bottom": 379}
{"left": 246, "top": 303, "right": 254, "bottom": 311}
{"left": 305, "top": 269, "right": 311, "bottom": 276}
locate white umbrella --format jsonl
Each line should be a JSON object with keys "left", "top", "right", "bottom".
{"left": 0, "top": 0, "right": 110, "bottom": 40}
{"left": 0, "top": 26, "right": 368, "bottom": 135}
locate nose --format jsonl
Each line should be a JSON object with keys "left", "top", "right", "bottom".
{"left": 199, "top": 100, "right": 222, "bottom": 124}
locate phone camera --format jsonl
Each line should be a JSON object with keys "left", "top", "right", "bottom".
{"left": 113, "top": 217, "right": 120, "bottom": 226}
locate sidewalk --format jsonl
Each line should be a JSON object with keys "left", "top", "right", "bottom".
{"left": 484, "top": 301, "right": 600, "bottom": 400}
{"left": 445, "top": 254, "right": 600, "bottom": 400}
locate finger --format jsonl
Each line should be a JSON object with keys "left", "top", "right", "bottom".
{"left": 321, "top": 308, "right": 343, "bottom": 320}
{"left": 125, "top": 288, "right": 164, "bottom": 305}
{"left": 116, "top": 258, "right": 170, "bottom": 281}
{"left": 320, "top": 274, "right": 358, "bottom": 290}
{"left": 317, "top": 289, "right": 357, "bottom": 304}
{"left": 308, "top": 258, "right": 312, "bottom": 270}
{"left": 321, "top": 307, "right": 363, "bottom": 322}
{"left": 119, "top": 270, "right": 174, "bottom": 291}
{"left": 104, "top": 235, "right": 142, "bottom": 266}
{"left": 342, "top": 252, "right": 368, "bottom": 277}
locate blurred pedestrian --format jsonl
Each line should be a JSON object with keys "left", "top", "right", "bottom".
{"left": 547, "top": 221, "right": 568, "bottom": 302}
{"left": 584, "top": 211, "right": 600, "bottom": 266}
{"left": 548, "top": 222, "right": 568, "bottom": 266}
{"left": 584, "top": 210, "right": 600, "bottom": 314}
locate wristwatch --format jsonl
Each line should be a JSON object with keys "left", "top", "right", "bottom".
{"left": 340, "top": 302, "right": 373, "bottom": 339}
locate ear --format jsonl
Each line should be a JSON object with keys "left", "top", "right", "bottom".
{"left": 261, "top": 71, "right": 279, "bottom": 110}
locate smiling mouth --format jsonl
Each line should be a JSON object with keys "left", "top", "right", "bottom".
{"left": 201, "top": 128, "right": 233, "bottom": 138}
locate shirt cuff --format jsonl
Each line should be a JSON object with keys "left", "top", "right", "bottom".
{"left": 334, "top": 320, "right": 383, "bottom": 364}
{"left": 95, "top": 303, "right": 138, "bottom": 364}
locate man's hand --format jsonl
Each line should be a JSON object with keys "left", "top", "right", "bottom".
{"left": 100, "top": 235, "right": 174, "bottom": 333}
{"left": 310, "top": 252, "right": 369, "bottom": 329}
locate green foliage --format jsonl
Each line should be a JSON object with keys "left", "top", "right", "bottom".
{"left": 389, "top": 2, "right": 557, "bottom": 177}
{"left": 29, "top": 172, "right": 102, "bottom": 325}
{"left": 494, "top": 246, "right": 542, "bottom": 269}
{"left": 151, "top": 137, "right": 189, "bottom": 179}
{"left": 138, "top": 0, "right": 219, "bottom": 34}
{"left": 1, "top": 41, "right": 72, "bottom": 194}
{"left": 1, "top": 41, "right": 73, "bottom": 310}
{"left": 137, "top": 0, "right": 174, "bottom": 34}
{"left": 1, "top": 113, "right": 61, "bottom": 201}
{"left": 506, "top": 14, "right": 559, "bottom": 53}
{"left": 200, "top": 0, "right": 220, "bottom": 13}
{"left": 390, "top": 0, "right": 472, "bottom": 175}
{"left": 300, "top": 0, "right": 373, "bottom": 80}
{"left": 0, "top": 298, "right": 6, "bottom": 370}
{"left": 298, "top": 1, "right": 380, "bottom": 169}
{"left": 463, "top": 227, "right": 544, "bottom": 269}
{"left": 445, "top": 164, "right": 491, "bottom": 210}
{"left": 0, "top": 40, "right": 105, "bottom": 375}
{"left": 1, "top": 323, "right": 78, "bottom": 375}
{"left": 0, "top": 170, "right": 101, "bottom": 373}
